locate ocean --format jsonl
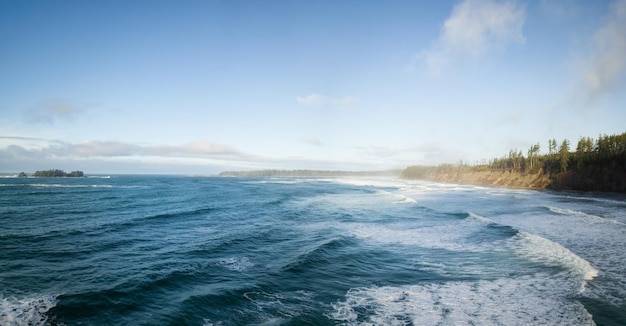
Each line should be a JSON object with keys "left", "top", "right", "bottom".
{"left": 1, "top": 175, "right": 625, "bottom": 325}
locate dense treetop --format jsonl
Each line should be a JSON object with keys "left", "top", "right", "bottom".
{"left": 402, "top": 131, "right": 626, "bottom": 193}
{"left": 32, "top": 169, "right": 84, "bottom": 177}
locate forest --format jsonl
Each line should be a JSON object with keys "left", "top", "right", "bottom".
{"left": 402, "top": 132, "right": 626, "bottom": 193}
{"left": 31, "top": 169, "right": 85, "bottom": 177}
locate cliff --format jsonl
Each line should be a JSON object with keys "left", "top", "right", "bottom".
{"left": 403, "top": 165, "right": 626, "bottom": 193}
{"left": 418, "top": 169, "right": 551, "bottom": 190}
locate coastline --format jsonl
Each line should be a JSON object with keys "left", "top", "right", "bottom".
{"left": 410, "top": 169, "right": 551, "bottom": 190}
{"left": 402, "top": 168, "right": 626, "bottom": 194}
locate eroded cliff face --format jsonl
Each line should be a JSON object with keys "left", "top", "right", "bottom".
{"left": 421, "top": 169, "right": 551, "bottom": 190}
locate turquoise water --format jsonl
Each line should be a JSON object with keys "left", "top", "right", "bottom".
{"left": 1, "top": 176, "right": 625, "bottom": 325}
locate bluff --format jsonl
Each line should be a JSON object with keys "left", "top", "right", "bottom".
{"left": 402, "top": 132, "right": 626, "bottom": 193}
{"left": 404, "top": 167, "right": 551, "bottom": 190}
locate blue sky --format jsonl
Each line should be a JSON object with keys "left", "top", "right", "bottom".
{"left": 1, "top": 0, "right": 625, "bottom": 174}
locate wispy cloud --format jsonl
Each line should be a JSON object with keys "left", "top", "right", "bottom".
{"left": 296, "top": 93, "right": 358, "bottom": 107}
{"left": 0, "top": 137, "right": 391, "bottom": 173}
{"left": 301, "top": 137, "right": 325, "bottom": 147}
{"left": 63, "top": 141, "right": 141, "bottom": 157}
{"left": 421, "top": 0, "right": 526, "bottom": 75}
{"left": 143, "top": 141, "right": 240, "bottom": 156}
{"left": 579, "top": 0, "right": 626, "bottom": 102}
{"left": 24, "top": 98, "right": 89, "bottom": 124}
{"left": 0, "top": 139, "right": 242, "bottom": 160}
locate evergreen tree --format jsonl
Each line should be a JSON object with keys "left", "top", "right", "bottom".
{"left": 559, "top": 139, "right": 570, "bottom": 172}
{"left": 549, "top": 139, "right": 557, "bottom": 156}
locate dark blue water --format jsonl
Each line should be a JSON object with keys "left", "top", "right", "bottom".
{"left": 1, "top": 176, "right": 625, "bottom": 325}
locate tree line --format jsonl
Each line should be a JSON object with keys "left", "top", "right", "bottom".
{"left": 402, "top": 131, "right": 626, "bottom": 192}
{"left": 30, "top": 169, "right": 85, "bottom": 177}
{"left": 486, "top": 132, "right": 626, "bottom": 176}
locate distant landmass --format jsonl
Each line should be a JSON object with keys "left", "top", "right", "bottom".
{"left": 220, "top": 132, "right": 626, "bottom": 193}
{"left": 27, "top": 169, "right": 85, "bottom": 178}
{"left": 218, "top": 169, "right": 401, "bottom": 178}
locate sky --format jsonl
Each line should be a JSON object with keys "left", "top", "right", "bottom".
{"left": 1, "top": 0, "right": 625, "bottom": 174}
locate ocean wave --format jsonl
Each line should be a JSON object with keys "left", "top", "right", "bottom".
{"left": 0, "top": 295, "right": 57, "bottom": 326}
{"left": 141, "top": 207, "right": 217, "bottom": 223}
{"left": 392, "top": 194, "right": 416, "bottom": 204}
{"left": 466, "top": 212, "right": 493, "bottom": 224}
{"left": 0, "top": 183, "right": 113, "bottom": 188}
{"left": 216, "top": 257, "right": 255, "bottom": 272}
{"left": 346, "top": 221, "right": 483, "bottom": 252}
{"left": 200, "top": 290, "right": 317, "bottom": 325}
{"left": 509, "top": 231, "right": 599, "bottom": 283}
{"left": 329, "top": 277, "right": 595, "bottom": 326}
{"left": 297, "top": 211, "right": 513, "bottom": 253}
{"left": 547, "top": 206, "right": 626, "bottom": 226}
{"left": 282, "top": 237, "right": 354, "bottom": 273}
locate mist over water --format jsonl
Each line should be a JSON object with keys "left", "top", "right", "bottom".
{"left": 1, "top": 176, "right": 625, "bottom": 325}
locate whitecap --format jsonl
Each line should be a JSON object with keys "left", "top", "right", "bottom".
{"left": 346, "top": 222, "right": 482, "bottom": 252}
{"left": 216, "top": 257, "right": 254, "bottom": 272}
{"left": 0, "top": 295, "right": 57, "bottom": 326}
{"left": 548, "top": 206, "right": 626, "bottom": 226}
{"left": 466, "top": 212, "right": 494, "bottom": 224}
{"left": 329, "top": 278, "right": 594, "bottom": 325}
{"left": 509, "top": 232, "right": 599, "bottom": 282}
{"left": 392, "top": 195, "right": 416, "bottom": 204}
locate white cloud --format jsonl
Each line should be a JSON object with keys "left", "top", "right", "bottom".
{"left": 25, "top": 98, "right": 88, "bottom": 124}
{"left": 422, "top": 0, "right": 526, "bottom": 74}
{"left": 0, "top": 137, "right": 394, "bottom": 173}
{"left": 64, "top": 141, "right": 140, "bottom": 157}
{"left": 0, "top": 139, "right": 242, "bottom": 160}
{"left": 580, "top": 0, "right": 626, "bottom": 101}
{"left": 296, "top": 93, "right": 358, "bottom": 106}
{"left": 296, "top": 93, "right": 328, "bottom": 106}
{"left": 301, "top": 138, "right": 325, "bottom": 147}
{"left": 144, "top": 141, "right": 240, "bottom": 156}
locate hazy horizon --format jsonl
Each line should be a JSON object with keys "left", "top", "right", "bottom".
{"left": 2, "top": 0, "right": 625, "bottom": 174}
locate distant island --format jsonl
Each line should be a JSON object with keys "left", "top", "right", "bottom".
{"left": 26, "top": 169, "right": 85, "bottom": 177}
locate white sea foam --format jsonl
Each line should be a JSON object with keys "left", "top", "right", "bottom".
{"left": 466, "top": 212, "right": 494, "bottom": 224}
{"left": 548, "top": 206, "right": 626, "bottom": 226}
{"left": 241, "top": 178, "right": 314, "bottom": 185}
{"left": 216, "top": 257, "right": 254, "bottom": 272}
{"left": 329, "top": 277, "right": 595, "bottom": 325}
{"left": 202, "top": 319, "right": 223, "bottom": 326}
{"left": 332, "top": 177, "right": 406, "bottom": 189}
{"left": 392, "top": 197, "right": 416, "bottom": 204}
{"left": 510, "top": 232, "right": 599, "bottom": 282}
{"left": 0, "top": 295, "right": 57, "bottom": 326}
{"left": 346, "top": 221, "right": 483, "bottom": 252}
{"left": 392, "top": 194, "right": 416, "bottom": 204}
{"left": 21, "top": 183, "right": 113, "bottom": 188}
{"left": 491, "top": 204, "right": 626, "bottom": 305}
